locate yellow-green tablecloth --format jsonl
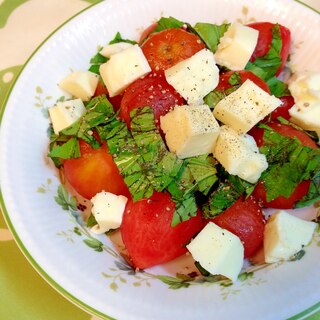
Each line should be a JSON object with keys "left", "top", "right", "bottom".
{"left": 0, "top": 1, "right": 319, "bottom": 319}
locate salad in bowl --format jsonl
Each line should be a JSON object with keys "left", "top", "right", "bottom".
{"left": 48, "top": 15, "right": 319, "bottom": 283}
{"left": 1, "top": 0, "right": 320, "bottom": 319}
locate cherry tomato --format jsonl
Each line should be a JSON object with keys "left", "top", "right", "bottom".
{"left": 119, "top": 73, "right": 185, "bottom": 130}
{"left": 249, "top": 121, "right": 317, "bottom": 208}
{"left": 93, "top": 81, "right": 123, "bottom": 112}
{"left": 121, "top": 191, "right": 204, "bottom": 269}
{"left": 141, "top": 28, "right": 205, "bottom": 72}
{"left": 216, "top": 70, "right": 270, "bottom": 94}
{"left": 63, "top": 138, "right": 130, "bottom": 200}
{"left": 248, "top": 22, "right": 291, "bottom": 76}
{"left": 211, "top": 196, "right": 265, "bottom": 258}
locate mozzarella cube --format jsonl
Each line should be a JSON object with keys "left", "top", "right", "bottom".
{"left": 215, "top": 22, "right": 259, "bottom": 70}
{"left": 187, "top": 222, "right": 244, "bottom": 282}
{"left": 264, "top": 210, "right": 317, "bottom": 263}
{"left": 100, "top": 42, "right": 133, "bottom": 58}
{"left": 289, "top": 73, "right": 320, "bottom": 131}
{"left": 165, "top": 48, "right": 219, "bottom": 105}
{"left": 213, "top": 79, "right": 282, "bottom": 133}
{"left": 59, "top": 71, "right": 99, "bottom": 101}
{"left": 48, "top": 98, "right": 86, "bottom": 134}
{"left": 213, "top": 125, "right": 268, "bottom": 183}
{"left": 100, "top": 44, "right": 151, "bottom": 97}
{"left": 160, "top": 104, "right": 220, "bottom": 159}
{"left": 90, "top": 191, "right": 128, "bottom": 234}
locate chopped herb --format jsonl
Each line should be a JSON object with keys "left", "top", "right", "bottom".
{"left": 191, "top": 22, "right": 230, "bottom": 53}
{"left": 266, "top": 76, "right": 290, "bottom": 97}
{"left": 154, "top": 16, "right": 184, "bottom": 33}
{"left": 202, "top": 171, "right": 255, "bottom": 218}
{"left": 258, "top": 123, "right": 320, "bottom": 202}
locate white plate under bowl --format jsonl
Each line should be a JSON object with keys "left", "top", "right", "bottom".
{"left": 0, "top": 0, "right": 319, "bottom": 319}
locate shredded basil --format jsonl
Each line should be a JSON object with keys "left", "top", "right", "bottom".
{"left": 258, "top": 123, "right": 320, "bottom": 202}
{"left": 192, "top": 22, "right": 230, "bottom": 53}
{"left": 154, "top": 16, "right": 184, "bottom": 33}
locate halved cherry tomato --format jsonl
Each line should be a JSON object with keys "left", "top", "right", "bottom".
{"left": 119, "top": 73, "right": 185, "bottom": 130}
{"left": 121, "top": 191, "right": 204, "bottom": 269}
{"left": 216, "top": 70, "right": 270, "bottom": 94}
{"left": 63, "top": 138, "right": 130, "bottom": 200}
{"left": 211, "top": 196, "right": 265, "bottom": 258}
{"left": 249, "top": 121, "right": 317, "bottom": 208}
{"left": 141, "top": 28, "right": 205, "bottom": 72}
{"left": 248, "top": 22, "right": 291, "bottom": 76}
{"left": 94, "top": 81, "right": 122, "bottom": 112}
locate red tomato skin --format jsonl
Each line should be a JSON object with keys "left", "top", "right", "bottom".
{"left": 210, "top": 196, "right": 265, "bottom": 258}
{"left": 119, "top": 73, "right": 185, "bottom": 130}
{"left": 63, "top": 139, "right": 130, "bottom": 200}
{"left": 216, "top": 70, "right": 270, "bottom": 94}
{"left": 94, "top": 81, "right": 122, "bottom": 111}
{"left": 266, "top": 95, "right": 295, "bottom": 122}
{"left": 121, "top": 192, "right": 204, "bottom": 269}
{"left": 248, "top": 22, "right": 291, "bottom": 76}
{"left": 141, "top": 28, "right": 205, "bottom": 72}
{"left": 249, "top": 121, "right": 317, "bottom": 209}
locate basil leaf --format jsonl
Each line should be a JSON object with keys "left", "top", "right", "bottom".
{"left": 130, "top": 107, "right": 183, "bottom": 192}
{"left": 48, "top": 95, "right": 115, "bottom": 162}
{"left": 89, "top": 50, "right": 108, "bottom": 75}
{"left": 154, "top": 16, "right": 184, "bottom": 32}
{"left": 97, "top": 113, "right": 154, "bottom": 201}
{"left": 193, "top": 22, "right": 230, "bottom": 53}
{"left": 228, "top": 72, "right": 242, "bottom": 86}
{"left": 186, "top": 155, "right": 218, "bottom": 196}
{"left": 259, "top": 123, "right": 320, "bottom": 202}
{"left": 245, "top": 24, "right": 283, "bottom": 81}
{"left": 48, "top": 136, "right": 80, "bottom": 159}
{"left": 295, "top": 171, "right": 320, "bottom": 208}
{"left": 202, "top": 172, "right": 255, "bottom": 218}
{"left": 267, "top": 77, "right": 290, "bottom": 97}
{"left": 108, "top": 32, "right": 137, "bottom": 45}
{"left": 204, "top": 90, "right": 226, "bottom": 109}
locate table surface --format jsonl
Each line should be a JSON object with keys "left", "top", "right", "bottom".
{"left": 0, "top": 1, "right": 319, "bottom": 319}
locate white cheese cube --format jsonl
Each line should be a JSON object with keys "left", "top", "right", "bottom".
{"left": 213, "top": 79, "right": 282, "bottom": 133}
{"left": 213, "top": 125, "right": 268, "bottom": 183}
{"left": 289, "top": 73, "right": 320, "bottom": 131}
{"left": 59, "top": 71, "right": 99, "bottom": 101}
{"left": 264, "top": 210, "right": 317, "bottom": 263}
{"left": 215, "top": 22, "right": 259, "bottom": 70}
{"left": 90, "top": 191, "right": 128, "bottom": 234}
{"left": 100, "top": 42, "right": 133, "bottom": 58}
{"left": 165, "top": 48, "right": 219, "bottom": 105}
{"left": 99, "top": 44, "right": 151, "bottom": 97}
{"left": 187, "top": 222, "right": 244, "bottom": 282}
{"left": 160, "top": 104, "right": 220, "bottom": 159}
{"left": 48, "top": 98, "right": 86, "bottom": 134}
